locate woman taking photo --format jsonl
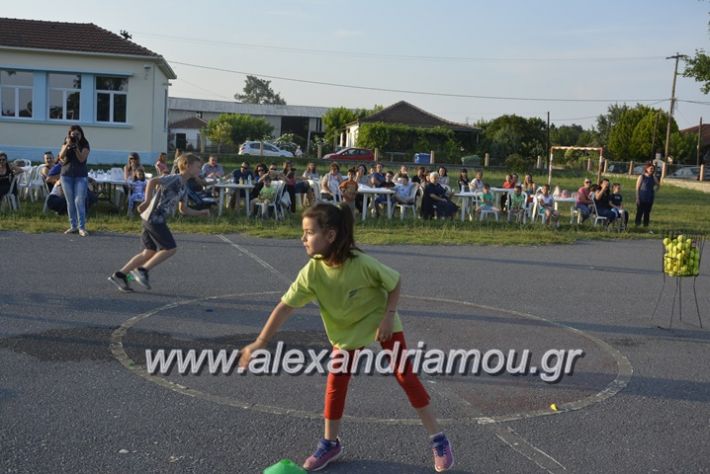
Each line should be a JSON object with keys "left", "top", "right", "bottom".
{"left": 58, "top": 125, "right": 90, "bottom": 236}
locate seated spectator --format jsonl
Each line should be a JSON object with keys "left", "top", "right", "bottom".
{"left": 507, "top": 184, "right": 526, "bottom": 223}
{"left": 412, "top": 166, "right": 428, "bottom": 186}
{"left": 593, "top": 178, "right": 616, "bottom": 224}
{"left": 458, "top": 168, "right": 470, "bottom": 191}
{"left": 420, "top": 172, "right": 458, "bottom": 220}
{"left": 123, "top": 152, "right": 143, "bottom": 181}
{"left": 537, "top": 184, "right": 559, "bottom": 227}
{"left": 393, "top": 175, "right": 417, "bottom": 205}
{"left": 437, "top": 166, "right": 450, "bottom": 188}
{"left": 393, "top": 165, "right": 410, "bottom": 181}
{"left": 128, "top": 169, "right": 147, "bottom": 215}
{"left": 38, "top": 151, "right": 56, "bottom": 191}
{"left": 250, "top": 175, "right": 277, "bottom": 217}
{"left": 320, "top": 162, "right": 343, "bottom": 201}
{"left": 201, "top": 155, "right": 224, "bottom": 179}
{"left": 230, "top": 161, "right": 254, "bottom": 210}
{"left": 373, "top": 170, "right": 397, "bottom": 215}
{"left": 369, "top": 162, "right": 385, "bottom": 187}
{"left": 575, "top": 178, "right": 593, "bottom": 221}
{"left": 338, "top": 167, "right": 359, "bottom": 214}
{"left": 522, "top": 174, "right": 536, "bottom": 203}
{"left": 302, "top": 162, "right": 320, "bottom": 181}
{"left": 46, "top": 180, "right": 98, "bottom": 215}
{"left": 155, "top": 152, "right": 170, "bottom": 176}
{"left": 610, "top": 182, "right": 628, "bottom": 227}
{"left": 249, "top": 164, "right": 269, "bottom": 200}
{"left": 501, "top": 174, "right": 515, "bottom": 210}
{"left": 0, "top": 152, "right": 24, "bottom": 201}
{"left": 469, "top": 170, "right": 484, "bottom": 193}
{"left": 45, "top": 160, "right": 62, "bottom": 188}
{"left": 476, "top": 183, "right": 500, "bottom": 215}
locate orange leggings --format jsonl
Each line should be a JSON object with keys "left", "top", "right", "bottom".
{"left": 324, "top": 332, "right": 430, "bottom": 420}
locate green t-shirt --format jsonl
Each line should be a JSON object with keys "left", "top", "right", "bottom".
{"left": 510, "top": 192, "right": 525, "bottom": 209}
{"left": 259, "top": 185, "right": 276, "bottom": 201}
{"left": 281, "top": 251, "right": 403, "bottom": 350}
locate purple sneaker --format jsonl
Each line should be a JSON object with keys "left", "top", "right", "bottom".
{"left": 302, "top": 438, "right": 343, "bottom": 471}
{"left": 431, "top": 433, "right": 454, "bottom": 472}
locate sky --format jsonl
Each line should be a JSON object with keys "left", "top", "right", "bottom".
{"left": 5, "top": 0, "right": 710, "bottom": 129}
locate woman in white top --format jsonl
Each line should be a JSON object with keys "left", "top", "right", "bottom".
{"left": 302, "top": 162, "right": 320, "bottom": 181}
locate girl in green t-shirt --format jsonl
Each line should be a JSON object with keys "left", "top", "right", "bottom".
{"left": 239, "top": 203, "right": 454, "bottom": 472}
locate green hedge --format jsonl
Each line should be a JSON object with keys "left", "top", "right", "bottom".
{"left": 357, "top": 122, "right": 460, "bottom": 159}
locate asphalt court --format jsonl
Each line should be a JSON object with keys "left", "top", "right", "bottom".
{"left": 1, "top": 231, "right": 709, "bottom": 473}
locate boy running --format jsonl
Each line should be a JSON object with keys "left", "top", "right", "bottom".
{"left": 108, "top": 153, "right": 209, "bottom": 292}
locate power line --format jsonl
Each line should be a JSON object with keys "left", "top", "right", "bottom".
{"left": 138, "top": 32, "right": 663, "bottom": 63}
{"left": 170, "top": 60, "right": 667, "bottom": 103}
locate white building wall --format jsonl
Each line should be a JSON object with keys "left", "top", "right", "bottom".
{"left": 0, "top": 49, "right": 171, "bottom": 164}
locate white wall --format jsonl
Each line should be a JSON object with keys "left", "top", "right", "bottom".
{"left": 0, "top": 49, "right": 171, "bottom": 164}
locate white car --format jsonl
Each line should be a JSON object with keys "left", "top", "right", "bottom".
{"left": 238, "top": 141, "right": 294, "bottom": 158}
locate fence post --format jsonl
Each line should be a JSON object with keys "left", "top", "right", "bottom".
{"left": 259, "top": 142, "right": 264, "bottom": 157}
{"left": 374, "top": 148, "right": 379, "bottom": 161}
{"left": 536, "top": 155, "right": 542, "bottom": 169}
{"left": 587, "top": 158, "right": 592, "bottom": 171}
{"left": 484, "top": 153, "right": 490, "bottom": 168}
{"left": 628, "top": 161, "right": 634, "bottom": 176}
{"left": 317, "top": 144, "right": 322, "bottom": 159}
{"left": 603, "top": 159, "right": 609, "bottom": 174}
{"left": 430, "top": 150, "right": 436, "bottom": 164}
{"left": 661, "top": 162, "right": 667, "bottom": 181}
{"left": 700, "top": 164, "right": 705, "bottom": 182}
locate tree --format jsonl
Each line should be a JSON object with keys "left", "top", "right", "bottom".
{"left": 204, "top": 113, "right": 273, "bottom": 149}
{"left": 321, "top": 106, "right": 377, "bottom": 147}
{"left": 235, "top": 75, "right": 286, "bottom": 104}
{"left": 606, "top": 105, "right": 652, "bottom": 160}
{"left": 203, "top": 120, "right": 233, "bottom": 153}
{"left": 480, "top": 115, "right": 546, "bottom": 162}
{"left": 683, "top": 49, "right": 710, "bottom": 94}
{"left": 595, "top": 104, "right": 629, "bottom": 148}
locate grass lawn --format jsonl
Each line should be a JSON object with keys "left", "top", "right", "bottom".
{"left": 1, "top": 170, "right": 708, "bottom": 245}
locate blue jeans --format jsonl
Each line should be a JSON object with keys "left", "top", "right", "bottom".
{"left": 61, "top": 176, "right": 88, "bottom": 230}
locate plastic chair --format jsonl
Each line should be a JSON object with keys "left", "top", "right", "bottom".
{"left": 394, "top": 185, "right": 419, "bottom": 220}
{"left": 589, "top": 199, "right": 608, "bottom": 227}
{"left": 266, "top": 180, "right": 287, "bottom": 220}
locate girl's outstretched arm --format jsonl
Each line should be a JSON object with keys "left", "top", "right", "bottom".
{"left": 377, "top": 277, "right": 401, "bottom": 342}
{"left": 238, "top": 301, "right": 295, "bottom": 368}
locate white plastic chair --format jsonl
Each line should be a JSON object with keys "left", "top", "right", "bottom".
{"left": 15, "top": 166, "right": 34, "bottom": 201}
{"left": 507, "top": 192, "right": 528, "bottom": 224}
{"left": 27, "top": 166, "right": 49, "bottom": 202}
{"left": 265, "top": 180, "right": 287, "bottom": 220}
{"left": 589, "top": 199, "right": 608, "bottom": 227}
{"left": 394, "top": 185, "right": 419, "bottom": 220}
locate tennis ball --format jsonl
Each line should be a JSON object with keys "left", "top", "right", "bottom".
{"left": 550, "top": 403, "right": 558, "bottom": 411}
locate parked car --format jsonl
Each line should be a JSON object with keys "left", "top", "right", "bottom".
{"left": 322, "top": 147, "right": 374, "bottom": 161}
{"left": 606, "top": 163, "right": 628, "bottom": 174}
{"left": 238, "top": 141, "right": 294, "bottom": 158}
{"left": 668, "top": 166, "right": 710, "bottom": 181}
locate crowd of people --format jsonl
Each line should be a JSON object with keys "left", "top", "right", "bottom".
{"left": 2, "top": 131, "right": 664, "bottom": 232}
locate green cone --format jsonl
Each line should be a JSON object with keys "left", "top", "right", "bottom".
{"left": 263, "top": 459, "right": 306, "bottom": 474}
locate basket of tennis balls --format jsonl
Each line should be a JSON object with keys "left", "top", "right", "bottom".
{"left": 662, "top": 234, "right": 703, "bottom": 278}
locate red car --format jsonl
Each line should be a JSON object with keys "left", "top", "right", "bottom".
{"left": 322, "top": 147, "right": 375, "bottom": 161}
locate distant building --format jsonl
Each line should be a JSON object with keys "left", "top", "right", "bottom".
{"left": 168, "top": 97, "right": 329, "bottom": 151}
{"left": 0, "top": 17, "right": 176, "bottom": 164}
{"left": 343, "top": 100, "right": 479, "bottom": 148}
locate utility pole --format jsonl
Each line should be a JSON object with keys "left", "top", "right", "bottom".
{"left": 697, "top": 117, "right": 703, "bottom": 167}
{"left": 546, "top": 111, "right": 550, "bottom": 166}
{"left": 663, "top": 53, "right": 687, "bottom": 163}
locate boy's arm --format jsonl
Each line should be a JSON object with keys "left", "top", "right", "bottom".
{"left": 377, "top": 277, "right": 401, "bottom": 342}
{"left": 239, "top": 302, "right": 295, "bottom": 368}
{"left": 136, "top": 177, "right": 158, "bottom": 213}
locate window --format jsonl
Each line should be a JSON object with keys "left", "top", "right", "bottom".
{"left": 0, "top": 70, "right": 33, "bottom": 118}
{"left": 96, "top": 76, "right": 128, "bottom": 123}
{"left": 48, "top": 73, "right": 81, "bottom": 120}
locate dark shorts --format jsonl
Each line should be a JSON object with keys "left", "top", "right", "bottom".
{"left": 141, "top": 221, "right": 176, "bottom": 251}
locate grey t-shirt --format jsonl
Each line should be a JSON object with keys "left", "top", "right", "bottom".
{"left": 142, "top": 174, "right": 187, "bottom": 224}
